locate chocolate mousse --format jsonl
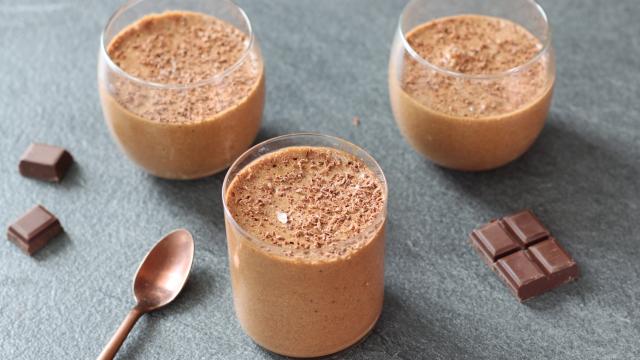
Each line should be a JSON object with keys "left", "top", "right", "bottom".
{"left": 389, "top": 15, "right": 554, "bottom": 171}
{"left": 99, "top": 11, "right": 265, "bottom": 179}
{"left": 224, "top": 146, "right": 387, "bottom": 357}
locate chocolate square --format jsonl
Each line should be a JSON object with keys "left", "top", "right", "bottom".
{"left": 528, "top": 238, "right": 579, "bottom": 283}
{"left": 471, "top": 221, "right": 520, "bottom": 262}
{"left": 494, "top": 251, "right": 546, "bottom": 300}
{"left": 7, "top": 205, "right": 63, "bottom": 255}
{"left": 19, "top": 143, "right": 74, "bottom": 182}
{"left": 503, "top": 210, "right": 549, "bottom": 246}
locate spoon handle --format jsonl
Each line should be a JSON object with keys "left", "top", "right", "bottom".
{"left": 97, "top": 306, "right": 145, "bottom": 360}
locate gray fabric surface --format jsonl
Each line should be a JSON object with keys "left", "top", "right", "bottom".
{"left": 1, "top": 0, "right": 639, "bottom": 359}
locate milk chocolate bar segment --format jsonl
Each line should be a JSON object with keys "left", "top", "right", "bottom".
{"left": 7, "top": 205, "right": 63, "bottom": 255}
{"left": 19, "top": 143, "right": 74, "bottom": 182}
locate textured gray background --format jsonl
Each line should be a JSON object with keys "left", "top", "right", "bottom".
{"left": 1, "top": 0, "right": 639, "bottom": 359}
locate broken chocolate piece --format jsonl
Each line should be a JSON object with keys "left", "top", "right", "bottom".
{"left": 470, "top": 210, "right": 579, "bottom": 302}
{"left": 19, "top": 143, "right": 74, "bottom": 182}
{"left": 7, "top": 205, "right": 63, "bottom": 255}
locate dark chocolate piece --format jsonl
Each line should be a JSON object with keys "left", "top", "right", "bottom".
{"left": 471, "top": 221, "right": 520, "bottom": 262}
{"left": 7, "top": 205, "right": 63, "bottom": 255}
{"left": 503, "top": 210, "right": 549, "bottom": 246}
{"left": 19, "top": 143, "right": 74, "bottom": 182}
{"left": 470, "top": 210, "right": 579, "bottom": 302}
{"left": 529, "top": 238, "right": 579, "bottom": 284}
{"left": 495, "top": 251, "right": 546, "bottom": 301}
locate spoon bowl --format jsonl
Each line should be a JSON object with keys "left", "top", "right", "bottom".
{"left": 133, "top": 229, "right": 194, "bottom": 311}
{"left": 98, "top": 229, "right": 195, "bottom": 360}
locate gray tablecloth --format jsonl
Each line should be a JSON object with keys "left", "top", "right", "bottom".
{"left": 1, "top": 0, "right": 638, "bottom": 359}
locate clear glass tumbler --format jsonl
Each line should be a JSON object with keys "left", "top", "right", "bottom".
{"left": 389, "top": 0, "right": 555, "bottom": 171}
{"left": 98, "top": 0, "right": 265, "bottom": 179}
{"left": 222, "top": 133, "right": 388, "bottom": 357}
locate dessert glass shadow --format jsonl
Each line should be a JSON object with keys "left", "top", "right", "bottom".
{"left": 98, "top": 0, "right": 265, "bottom": 179}
{"left": 389, "top": 0, "right": 555, "bottom": 171}
{"left": 222, "top": 133, "right": 388, "bottom": 357}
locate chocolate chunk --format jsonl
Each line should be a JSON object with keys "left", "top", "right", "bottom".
{"left": 528, "top": 238, "right": 579, "bottom": 283}
{"left": 19, "top": 143, "right": 74, "bottom": 182}
{"left": 495, "top": 251, "right": 546, "bottom": 301}
{"left": 471, "top": 221, "right": 520, "bottom": 262}
{"left": 7, "top": 205, "right": 63, "bottom": 255}
{"left": 470, "top": 210, "right": 579, "bottom": 302}
{"left": 503, "top": 210, "right": 549, "bottom": 245}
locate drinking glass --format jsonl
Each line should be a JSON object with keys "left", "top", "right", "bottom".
{"left": 389, "top": 0, "right": 555, "bottom": 171}
{"left": 98, "top": 0, "right": 265, "bottom": 179}
{"left": 222, "top": 133, "right": 388, "bottom": 357}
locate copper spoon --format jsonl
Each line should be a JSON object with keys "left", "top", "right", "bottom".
{"left": 97, "top": 229, "right": 195, "bottom": 360}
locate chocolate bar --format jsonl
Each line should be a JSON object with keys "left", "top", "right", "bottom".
{"left": 19, "top": 143, "right": 74, "bottom": 182}
{"left": 7, "top": 205, "right": 63, "bottom": 255}
{"left": 470, "top": 210, "right": 579, "bottom": 302}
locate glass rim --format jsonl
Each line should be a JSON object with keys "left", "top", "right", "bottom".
{"left": 398, "top": 0, "right": 552, "bottom": 80}
{"left": 221, "top": 132, "right": 389, "bottom": 259}
{"left": 99, "top": 0, "right": 255, "bottom": 90}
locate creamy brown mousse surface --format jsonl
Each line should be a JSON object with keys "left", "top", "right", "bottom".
{"left": 100, "top": 11, "right": 264, "bottom": 178}
{"left": 225, "top": 146, "right": 386, "bottom": 357}
{"left": 390, "top": 15, "right": 554, "bottom": 170}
